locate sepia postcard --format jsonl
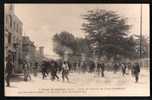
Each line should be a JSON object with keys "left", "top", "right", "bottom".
{"left": 4, "top": 4, "right": 150, "bottom": 96}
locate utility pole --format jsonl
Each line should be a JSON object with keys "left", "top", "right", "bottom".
{"left": 140, "top": 4, "right": 142, "bottom": 58}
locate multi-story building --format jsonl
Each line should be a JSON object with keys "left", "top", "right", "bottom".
{"left": 22, "top": 37, "right": 46, "bottom": 70}
{"left": 22, "top": 36, "right": 36, "bottom": 67}
{"left": 4, "top": 4, "right": 23, "bottom": 72}
{"left": 4, "top": 4, "right": 14, "bottom": 65}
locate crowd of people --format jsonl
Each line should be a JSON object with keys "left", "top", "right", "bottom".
{"left": 39, "top": 60, "right": 70, "bottom": 82}
{"left": 5, "top": 53, "right": 141, "bottom": 87}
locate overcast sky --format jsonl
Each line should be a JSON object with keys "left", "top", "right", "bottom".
{"left": 13, "top": 4, "right": 149, "bottom": 58}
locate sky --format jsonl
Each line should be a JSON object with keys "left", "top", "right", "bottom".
{"left": 13, "top": 4, "right": 149, "bottom": 58}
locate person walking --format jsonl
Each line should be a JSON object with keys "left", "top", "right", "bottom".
{"left": 41, "top": 61, "right": 48, "bottom": 79}
{"left": 132, "top": 62, "right": 140, "bottom": 83}
{"left": 127, "top": 63, "right": 132, "bottom": 74}
{"left": 101, "top": 63, "right": 105, "bottom": 77}
{"left": 121, "top": 63, "right": 126, "bottom": 76}
{"left": 62, "top": 61, "right": 70, "bottom": 82}
{"left": 23, "top": 62, "right": 27, "bottom": 81}
{"left": 54, "top": 61, "right": 59, "bottom": 80}
{"left": 5, "top": 57, "right": 14, "bottom": 87}
{"left": 97, "top": 62, "right": 101, "bottom": 76}
{"left": 23, "top": 61, "right": 31, "bottom": 81}
{"left": 50, "top": 61, "right": 59, "bottom": 81}
{"left": 97, "top": 62, "right": 105, "bottom": 77}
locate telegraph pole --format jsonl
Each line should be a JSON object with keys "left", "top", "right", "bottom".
{"left": 139, "top": 4, "right": 142, "bottom": 65}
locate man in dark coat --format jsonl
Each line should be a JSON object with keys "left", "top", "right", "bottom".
{"left": 54, "top": 61, "right": 59, "bottom": 80}
{"left": 50, "top": 61, "right": 59, "bottom": 81}
{"left": 97, "top": 62, "right": 101, "bottom": 76}
{"left": 132, "top": 62, "right": 140, "bottom": 82}
{"left": 41, "top": 61, "right": 48, "bottom": 79}
{"left": 121, "top": 63, "right": 127, "bottom": 76}
{"left": 97, "top": 62, "right": 105, "bottom": 77}
{"left": 101, "top": 63, "right": 105, "bottom": 77}
{"left": 5, "top": 59, "right": 14, "bottom": 87}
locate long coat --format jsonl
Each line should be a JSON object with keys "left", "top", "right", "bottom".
{"left": 5, "top": 62, "right": 14, "bottom": 74}
{"left": 132, "top": 63, "right": 140, "bottom": 74}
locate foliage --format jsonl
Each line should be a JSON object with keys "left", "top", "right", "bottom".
{"left": 81, "top": 9, "right": 137, "bottom": 60}
{"left": 53, "top": 31, "right": 92, "bottom": 62}
{"left": 53, "top": 31, "right": 76, "bottom": 56}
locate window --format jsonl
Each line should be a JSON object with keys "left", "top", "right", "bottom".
{"left": 6, "top": 15, "right": 10, "bottom": 27}
{"left": 9, "top": 15, "right": 12, "bottom": 28}
{"left": 8, "top": 33, "right": 11, "bottom": 44}
{"left": 17, "top": 24, "right": 18, "bottom": 32}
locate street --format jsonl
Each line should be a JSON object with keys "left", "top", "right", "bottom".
{"left": 4, "top": 4, "right": 150, "bottom": 97}
{"left": 5, "top": 68, "right": 149, "bottom": 96}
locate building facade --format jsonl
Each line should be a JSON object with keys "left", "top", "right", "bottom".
{"left": 22, "top": 36, "right": 36, "bottom": 68}
{"left": 5, "top": 4, "right": 47, "bottom": 73}
{"left": 4, "top": 4, "right": 14, "bottom": 65}
{"left": 5, "top": 4, "right": 23, "bottom": 72}
{"left": 22, "top": 37, "right": 46, "bottom": 70}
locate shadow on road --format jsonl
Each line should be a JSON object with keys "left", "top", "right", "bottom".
{"left": 5, "top": 85, "right": 17, "bottom": 88}
{"left": 10, "top": 74, "right": 24, "bottom": 82}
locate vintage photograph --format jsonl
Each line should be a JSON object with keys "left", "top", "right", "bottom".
{"left": 4, "top": 4, "right": 150, "bottom": 96}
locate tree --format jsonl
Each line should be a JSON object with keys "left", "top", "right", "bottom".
{"left": 82, "top": 9, "right": 136, "bottom": 60}
{"left": 75, "top": 38, "right": 90, "bottom": 55}
{"left": 53, "top": 31, "right": 91, "bottom": 63}
{"left": 53, "top": 31, "right": 76, "bottom": 57}
{"left": 74, "top": 37, "right": 91, "bottom": 61}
